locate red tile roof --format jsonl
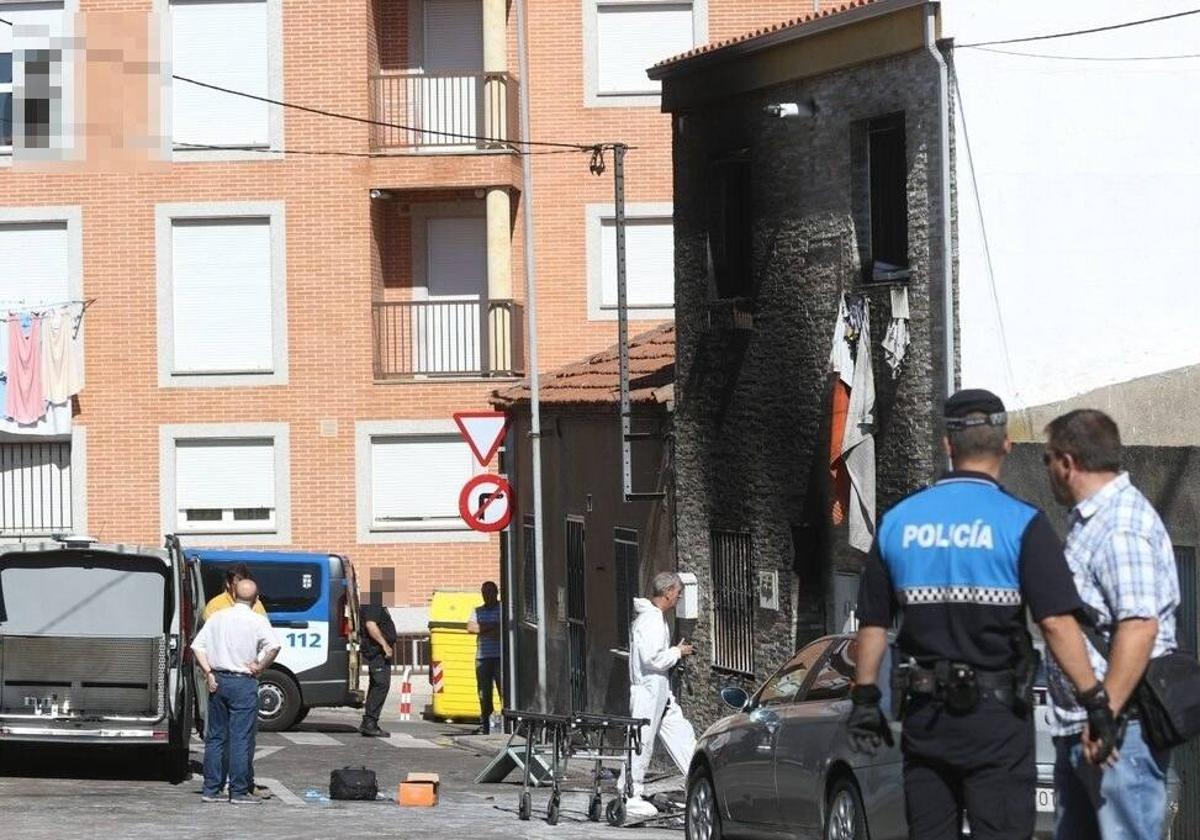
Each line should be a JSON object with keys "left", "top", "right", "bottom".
{"left": 491, "top": 323, "right": 674, "bottom": 408}
{"left": 653, "top": 0, "right": 881, "bottom": 71}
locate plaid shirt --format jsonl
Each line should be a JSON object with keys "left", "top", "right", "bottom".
{"left": 1046, "top": 473, "right": 1179, "bottom": 735}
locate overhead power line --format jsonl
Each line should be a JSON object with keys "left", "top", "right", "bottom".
{"left": 968, "top": 45, "right": 1200, "bottom": 61}
{"left": 958, "top": 6, "right": 1200, "bottom": 48}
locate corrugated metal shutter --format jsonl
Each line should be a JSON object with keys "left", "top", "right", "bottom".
{"left": 596, "top": 3, "right": 692, "bottom": 95}
{"left": 600, "top": 217, "right": 674, "bottom": 308}
{"left": 0, "top": 221, "right": 69, "bottom": 373}
{"left": 370, "top": 435, "right": 473, "bottom": 526}
{"left": 1173, "top": 546, "right": 1198, "bottom": 839}
{"left": 427, "top": 217, "right": 485, "bottom": 297}
{"left": 171, "top": 218, "right": 273, "bottom": 373}
{"left": 175, "top": 438, "right": 275, "bottom": 511}
{"left": 171, "top": 0, "right": 270, "bottom": 148}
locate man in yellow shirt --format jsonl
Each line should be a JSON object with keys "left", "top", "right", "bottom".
{"left": 203, "top": 564, "right": 268, "bottom": 621}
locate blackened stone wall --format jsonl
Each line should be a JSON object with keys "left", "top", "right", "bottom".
{"left": 670, "top": 47, "right": 954, "bottom": 730}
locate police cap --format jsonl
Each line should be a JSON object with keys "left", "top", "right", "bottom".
{"left": 943, "top": 388, "right": 1007, "bottom": 430}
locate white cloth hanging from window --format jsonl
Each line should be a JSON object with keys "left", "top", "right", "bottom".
{"left": 41, "top": 304, "right": 84, "bottom": 403}
{"left": 839, "top": 297, "right": 876, "bottom": 553}
{"left": 883, "top": 286, "right": 911, "bottom": 379}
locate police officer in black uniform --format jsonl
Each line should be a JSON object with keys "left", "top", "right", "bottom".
{"left": 359, "top": 573, "right": 398, "bottom": 738}
{"left": 847, "top": 389, "right": 1121, "bottom": 840}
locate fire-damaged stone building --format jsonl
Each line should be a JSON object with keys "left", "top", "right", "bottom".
{"left": 647, "top": 0, "right": 956, "bottom": 726}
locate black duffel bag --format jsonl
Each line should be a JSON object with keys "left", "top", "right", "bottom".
{"left": 1082, "top": 620, "right": 1200, "bottom": 750}
{"left": 330, "top": 765, "right": 378, "bottom": 800}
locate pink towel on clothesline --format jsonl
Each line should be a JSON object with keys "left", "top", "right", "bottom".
{"left": 6, "top": 315, "right": 45, "bottom": 424}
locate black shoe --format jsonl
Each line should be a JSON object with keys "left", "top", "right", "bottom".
{"left": 359, "top": 724, "right": 390, "bottom": 738}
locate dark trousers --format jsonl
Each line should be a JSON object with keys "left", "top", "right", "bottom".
{"left": 202, "top": 673, "right": 258, "bottom": 798}
{"left": 361, "top": 654, "right": 391, "bottom": 728}
{"left": 901, "top": 696, "right": 1035, "bottom": 840}
{"left": 476, "top": 657, "right": 502, "bottom": 733}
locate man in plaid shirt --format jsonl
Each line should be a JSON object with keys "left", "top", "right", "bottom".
{"left": 1043, "top": 409, "right": 1179, "bottom": 840}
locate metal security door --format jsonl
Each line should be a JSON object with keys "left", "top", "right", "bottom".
{"left": 1173, "top": 547, "right": 1198, "bottom": 839}
{"left": 566, "top": 517, "right": 587, "bottom": 712}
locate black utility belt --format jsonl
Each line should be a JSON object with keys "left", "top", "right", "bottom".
{"left": 896, "top": 661, "right": 1016, "bottom": 714}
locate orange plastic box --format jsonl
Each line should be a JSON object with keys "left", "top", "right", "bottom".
{"left": 398, "top": 773, "right": 440, "bottom": 807}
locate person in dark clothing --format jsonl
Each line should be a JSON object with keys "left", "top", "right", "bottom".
{"left": 848, "top": 389, "right": 1120, "bottom": 840}
{"left": 358, "top": 568, "right": 397, "bottom": 738}
{"left": 467, "top": 581, "right": 502, "bottom": 734}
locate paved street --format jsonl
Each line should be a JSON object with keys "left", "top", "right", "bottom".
{"left": 0, "top": 708, "right": 681, "bottom": 840}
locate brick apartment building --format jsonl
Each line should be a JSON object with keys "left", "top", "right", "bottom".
{"left": 0, "top": 0, "right": 797, "bottom": 620}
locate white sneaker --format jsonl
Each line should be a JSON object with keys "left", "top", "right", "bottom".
{"left": 624, "top": 796, "right": 658, "bottom": 821}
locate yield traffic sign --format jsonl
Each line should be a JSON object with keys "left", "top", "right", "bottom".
{"left": 458, "top": 473, "right": 513, "bottom": 533}
{"left": 453, "top": 411, "right": 510, "bottom": 467}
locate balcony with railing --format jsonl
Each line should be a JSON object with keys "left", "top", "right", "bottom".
{"left": 369, "top": 71, "right": 520, "bottom": 152}
{"left": 372, "top": 299, "right": 524, "bottom": 380}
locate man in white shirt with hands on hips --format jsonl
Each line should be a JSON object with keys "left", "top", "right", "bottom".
{"left": 618, "top": 571, "right": 697, "bottom": 821}
{"left": 191, "top": 578, "right": 282, "bottom": 804}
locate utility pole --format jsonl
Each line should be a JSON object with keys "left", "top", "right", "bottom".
{"left": 514, "top": 0, "right": 548, "bottom": 711}
{"left": 612, "top": 143, "right": 665, "bottom": 503}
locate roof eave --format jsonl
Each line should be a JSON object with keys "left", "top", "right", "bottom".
{"left": 648, "top": 0, "right": 932, "bottom": 81}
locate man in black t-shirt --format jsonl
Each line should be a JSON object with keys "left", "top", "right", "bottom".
{"left": 358, "top": 568, "right": 398, "bottom": 738}
{"left": 848, "top": 390, "right": 1119, "bottom": 839}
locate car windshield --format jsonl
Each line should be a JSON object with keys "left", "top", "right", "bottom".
{"left": 757, "top": 639, "right": 830, "bottom": 706}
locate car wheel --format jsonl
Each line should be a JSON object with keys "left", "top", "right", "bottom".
{"left": 257, "top": 670, "right": 301, "bottom": 732}
{"left": 825, "top": 777, "right": 866, "bottom": 840}
{"left": 293, "top": 705, "right": 311, "bottom": 726}
{"left": 686, "top": 767, "right": 723, "bottom": 840}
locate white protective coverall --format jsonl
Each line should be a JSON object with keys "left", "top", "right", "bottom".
{"left": 618, "top": 597, "right": 697, "bottom": 800}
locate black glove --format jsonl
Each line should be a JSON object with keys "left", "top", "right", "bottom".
{"left": 1077, "top": 683, "right": 1124, "bottom": 763}
{"left": 847, "top": 684, "right": 893, "bottom": 755}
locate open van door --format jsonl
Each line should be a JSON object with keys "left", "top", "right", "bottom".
{"left": 166, "top": 534, "right": 207, "bottom": 739}
{"left": 340, "top": 555, "right": 362, "bottom": 698}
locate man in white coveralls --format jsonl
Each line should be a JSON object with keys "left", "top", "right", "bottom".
{"left": 618, "top": 571, "right": 697, "bottom": 820}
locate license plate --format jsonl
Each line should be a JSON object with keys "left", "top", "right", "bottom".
{"left": 1035, "top": 787, "right": 1055, "bottom": 813}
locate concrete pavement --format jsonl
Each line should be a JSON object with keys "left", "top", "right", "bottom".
{"left": 0, "top": 708, "right": 682, "bottom": 840}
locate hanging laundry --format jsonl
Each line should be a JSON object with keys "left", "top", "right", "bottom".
{"left": 0, "top": 374, "right": 71, "bottom": 435}
{"left": 883, "top": 285, "right": 911, "bottom": 379}
{"left": 41, "top": 304, "right": 84, "bottom": 403}
{"left": 839, "top": 298, "right": 877, "bottom": 553}
{"left": 5, "top": 314, "right": 46, "bottom": 424}
{"left": 827, "top": 295, "right": 854, "bottom": 526}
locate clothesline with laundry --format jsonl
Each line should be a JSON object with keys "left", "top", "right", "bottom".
{"left": 0, "top": 300, "right": 90, "bottom": 436}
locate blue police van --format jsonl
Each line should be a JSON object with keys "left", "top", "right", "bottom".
{"left": 186, "top": 548, "right": 364, "bottom": 731}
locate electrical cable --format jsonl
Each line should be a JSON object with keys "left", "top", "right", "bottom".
{"left": 0, "top": 15, "right": 616, "bottom": 152}
{"left": 951, "top": 66, "right": 1025, "bottom": 422}
{"left": 965, "top": 45, "right": 1200, "bottom": 62}
{"left": 957, "top": 6, "right": 1200, "bottom": 48}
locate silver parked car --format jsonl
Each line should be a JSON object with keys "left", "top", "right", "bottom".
{"left": 684, "top": 634, "right": 1179, "bottom": 840}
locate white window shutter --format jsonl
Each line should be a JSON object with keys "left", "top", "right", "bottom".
{"left": 596, "top": 3, "right": 693, "bottom": 95}
{"left": 176, "top": 438, "right": 275, "bottom": 510}
{"left": 422, "top": 0, "right": 483, "bottom": 72}
{"left": 0, "top": 222, "right": 70, "bottom": 373}
{"left": 371, "top": 436, "right": 473, "bottom": 526}
{"left": 600, "top": 218, "right": 674, "bottom": 308}
{"left": 0, "top": 3, "right": 65, "bottom": 59}
{"left": 171, "top": 219, "right": 273, "bottom": 373}
{"left": 171, "top": 0, "right": 270, "bottom": 148}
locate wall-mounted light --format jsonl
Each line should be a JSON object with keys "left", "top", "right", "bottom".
{"left": 763, "top": 100, "right": 816, "bottom": 120}
{"left": 370, "top": 188, "right": 389, "bottom": 200}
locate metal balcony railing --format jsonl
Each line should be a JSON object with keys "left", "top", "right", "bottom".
{"left": 368, "top": 71, "right": 520, "bottom": 151}
{"left": 372, "top": 299, "right": 525, "bottom": 379}
{"left": 0, "top": 440, "right": 73, "bottom": 537}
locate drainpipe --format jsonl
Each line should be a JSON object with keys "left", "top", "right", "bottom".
{"left": 924, "top": 4, "right": 956, "bottom": 449}
{"left": 514, "top": 0, "right": 548, "bottom": 712}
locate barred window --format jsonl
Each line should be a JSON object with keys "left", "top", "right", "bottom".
{"left": 0, "top": 440, "right": 72, "bottom": 537}
{"left": 711, "top": 529, "right": 753, "bottom": 675}
{"left": 522, "top": 514, "right": 538, "bottom": 623}
{"left": 614, "top": 528, "right": 639, "bottom": 649}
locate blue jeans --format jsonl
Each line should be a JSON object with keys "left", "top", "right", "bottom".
{"left": 1054, "top": 720, "right": 1171, "bottom": 840}
{"left": 202, "top": 673, "right": 259, "bottom": 798}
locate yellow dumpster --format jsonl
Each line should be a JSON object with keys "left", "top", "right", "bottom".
{"left": 428, "top": 590, "right": 502, "bottom": 722}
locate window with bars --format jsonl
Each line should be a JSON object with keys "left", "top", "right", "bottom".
{"left": 522, "top": 514, "right": 538, "bottom": 623}
{"left": 0, "top": 440, "right": 72, "bottom": 537}
{"left": 711, "top": 529, "right": 754, "bottom": 675}
{"left": 614, "top": 528, "right": 639, "bottom": 649}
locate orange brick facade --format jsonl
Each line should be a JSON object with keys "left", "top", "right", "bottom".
{"left": 0, "top": 0, "right": 785, "bottom": 609}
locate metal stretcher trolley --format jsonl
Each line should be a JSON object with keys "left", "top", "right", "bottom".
{"left": 501, "top": 708, "right": 649, "bottom": 826}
